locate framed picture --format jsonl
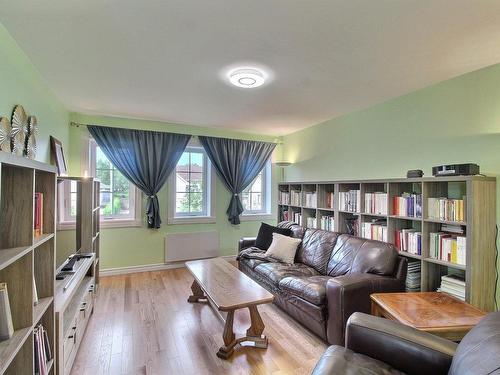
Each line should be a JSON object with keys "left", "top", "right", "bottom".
{"left": 50, "top": 136, "right": 68, "bottom": 176}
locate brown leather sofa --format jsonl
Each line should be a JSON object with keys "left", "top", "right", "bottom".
{"left": 238, "top": 221, "right": 407, "bottom": 345}
{"left": 311, "top": 311, "right": 500, "bottom": 375}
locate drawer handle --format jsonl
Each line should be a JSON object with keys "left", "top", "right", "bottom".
{"left": 80, "top": 302, "right": 87, "bottom": 311}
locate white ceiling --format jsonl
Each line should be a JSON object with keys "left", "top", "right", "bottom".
{"left": 2, "top": 1, "right": 500, "bottom": 136}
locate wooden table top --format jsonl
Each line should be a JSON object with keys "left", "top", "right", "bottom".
{"left": 371, "top": 292, "right": 486, "bottom": 330}
{"left": 185, "top": 257, "right": 274, "bottom": 312}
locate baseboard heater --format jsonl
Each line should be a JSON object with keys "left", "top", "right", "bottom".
{"left": 165, "top": 231, "right": 219, "bottom": 263}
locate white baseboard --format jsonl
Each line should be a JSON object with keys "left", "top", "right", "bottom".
{"left": 99, "top": 255, "right": 237, "bottom": 277}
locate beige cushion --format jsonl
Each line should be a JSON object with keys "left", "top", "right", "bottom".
{"left": 265, "top": 233, "right": 302, "bottom": 264}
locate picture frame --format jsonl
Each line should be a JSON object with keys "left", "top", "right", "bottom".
{"left": 50, "top": 136, "right": 68, "bottom": 176}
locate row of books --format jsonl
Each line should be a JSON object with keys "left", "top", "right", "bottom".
{"left": 324, "top": 192, "right": 334, "bottom": 209}
{"left": 293, "top": 212, "right": 302, "bottom": 226}
{"left": 364, "top": 192, "right": 388, "bottom": 215}
{"left": 278, "top": 191, "right": 290, "bottom": 205}
{"left": 428, "top": 198, "right": 465, "bottom": 222}
{"left": 306, "top": 217, "right": 317, "bottom": 229}
{"left": 429, "top": 232, "right": 466, "bottom": 265}
{"left": 34, "top": 324, "right": 53, "bottom": 375}
{"left": 406, "top": 261, "right": 421, "bottom": 292}
{"left": 438, "top": 273, "right": 465, "bottom": 301}
{"left": 360, "top": 220, "right": 388, "bottom": 242}
{"left": 0, "top": 283, "right": 14, "bottom": 341}
{"left": 339, "top": 190, "right": 360, "bottom": 212}
{"left": 392, "top": 193, "right": 422, "bottom": 218}
{"left": 290, "top": 190, "right": 302, "bottom": 206}
{"left": 34, "top": 192, "right": 44, "bottom": 236}
{"left": 395, "top": 229, "right": 422, "bottom": 255}
{"left": 320, "top": 215, "right": 335, "bottom": 231}
{"left": 304, "top": 192, "right": 317, "bottom": 208}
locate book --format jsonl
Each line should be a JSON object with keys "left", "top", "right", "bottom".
{"left": 320, "top": 215, "right": 335, "bottom": 231}
{"left": 427, "top": 197, "right": 465, "bottom": 222}
{"left": 339, "top": 190, "right": 360, "bottom": 212}
{"left": 361, "top": 219, "right": 387, "bottom": 242}
{"left": 364, "top": 192, "right": 387, "bottom": 215}
{"left": 325, "top": 192, "right": 334, "bottom": 209}
{"left": 429, "top": 232, "right": 466, "bottom": 265}
{"left": 392, "top": 192, "right": 422, "bottom": 218}
{"left": 439, "top": 273, "right": 466, "bottom": 301}
{"left": 33, "top": 277, "right": 39, "bottom": 306}
{"left": 34, "top": 324, "right": 49, "bottom": 375}
{"left": 395, "top": 229, "right": 422, "bottom": 255}
{"left": 304, "top": 191, "right": 317, "bottom": 208}
{"left": 0, "top": 283, "right": 14, "bottom": 341}
{"left": 34, "top": 192, "right": 44, "bottom": 236}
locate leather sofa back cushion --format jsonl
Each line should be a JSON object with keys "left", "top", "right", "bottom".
{"left": 327, "top": 235, "right": 398, "bottom": 277}
{"left": 296, "top": 229, "right": 341, "bottom": 274}
{"left": 449, "top": 311, "right": 500, "bottom": 375}
{"left": 278, "top": 221, "right": 305, "bottom": 239}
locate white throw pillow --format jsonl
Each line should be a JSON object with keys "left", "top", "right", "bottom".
{"left": 265, "top": 233, "right": 302, "bottom": 264}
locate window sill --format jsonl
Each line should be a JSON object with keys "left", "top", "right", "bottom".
{"left": 167, "top": 216, "right": 216, "bottom": 225}
{"left": 57, "top": 219, "right": 142, "bottom": 230}
{"left": 239, "top": 213, "right": 274, "bottom": 222}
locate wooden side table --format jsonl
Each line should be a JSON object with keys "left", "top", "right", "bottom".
{"left": 370, "top": 292, "right": 486, "bottom": 341}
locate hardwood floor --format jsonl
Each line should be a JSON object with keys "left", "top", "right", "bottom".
{"left": 71, "top": 265, "right": 327, "bottom": 375}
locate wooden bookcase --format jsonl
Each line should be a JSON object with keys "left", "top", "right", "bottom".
{"left": 278, "top": 176, "right": 497, "bottom": 312}
{"left": 55, "top": 177, "right": 100, "bottom": 375}
{"left": 0, "top": 153, "right": 57, "bottom": 375}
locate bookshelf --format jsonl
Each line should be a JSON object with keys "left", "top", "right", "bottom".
{"left": 55, "top": 177, "right": 100, "bottom": 375}
{"left": 0, "top": 153, "right": 57, "bottom": 375}
{"left": 278, "top": 176, "right": 497, "bottom": 312}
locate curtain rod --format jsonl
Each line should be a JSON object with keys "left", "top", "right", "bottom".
{"left": 69, "top": 122, "right": 282, "bottom": 144}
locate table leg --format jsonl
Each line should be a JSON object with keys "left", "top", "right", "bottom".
{"left": 187, "top": 280, "right": 206, "bottom": 303}
{"left": 217, "top": 310, "right": 236, "bottom": 359}
{"left": 246, "top": 305, "right": 268, "bottom": 348}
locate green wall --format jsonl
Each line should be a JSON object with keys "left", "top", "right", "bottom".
{"left": 57, "top": 113, "right": 280, "bottom": 270}
{"left": 0, "top": 23, "right": 69, "bottom": 163}
{"left": 283, "top": 63, "right": 500, "bottom": 308}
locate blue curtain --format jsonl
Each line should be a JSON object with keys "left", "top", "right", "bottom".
{"left": 88, "top": 125, "right": 191, "bottom": 228}
{"left": 199, "top": 136, "right": 276, "bottom": 225}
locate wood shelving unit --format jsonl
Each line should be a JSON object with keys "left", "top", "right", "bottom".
{"left": 0, "top": 152, "right": 57, "bottom": 374}
{"left": 278, "top": 176, "right": 497, "bottom": 312}
{"left": 55, "top": 177, "right": 100, "bottom": 375}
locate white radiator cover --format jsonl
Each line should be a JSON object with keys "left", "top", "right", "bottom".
{"left": 165, "top": 231, "right": 219, "bottom": 262}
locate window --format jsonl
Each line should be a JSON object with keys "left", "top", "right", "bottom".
{"left": 58, "top": 138, "right": 142, "bottom": 229}
{"left": 168, "top": 144, "right": 215, "bottom": 224}
{"left": 241, "top": 161, "right": 272, "bottom": 217}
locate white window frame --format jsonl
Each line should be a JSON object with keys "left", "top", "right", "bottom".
{"left": 167, "top": 140, "right": 216, "bottom": 224}
{"left": 57, "top": 136, "right": 142, "bottom": 230}
{"left": 240, "top": 160, "right": 273, "bottom": 221}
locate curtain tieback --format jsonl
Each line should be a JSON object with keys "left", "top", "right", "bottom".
{"left": 233, "top": 193, "right": 238, "bottom": 197}
{"left": 149, "top": 195, "right": 156, "bottom": 198}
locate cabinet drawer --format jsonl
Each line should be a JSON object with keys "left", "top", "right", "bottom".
{"left": 63, "top": 319, "right": 78, "bottom": 366}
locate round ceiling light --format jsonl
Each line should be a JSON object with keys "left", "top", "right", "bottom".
{"left": 228, "top": 68, "right": 265, "bottom": 88}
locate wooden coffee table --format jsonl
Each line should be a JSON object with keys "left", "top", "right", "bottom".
{"left": 370, "top": 292, "right": 486, "bottom": 341}
{"left": 185, "top": 257, "right": 274, "bottom": 359}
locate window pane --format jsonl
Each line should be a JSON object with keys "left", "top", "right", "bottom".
{"left": 188, "top": 173, "right": 203, "bottom": 192}
{"left": 241, "top": 192, "right": 250, "bottom": 211}
{"left": 250, "top": 174, "right": 263, "bottom": 193}
{"left": 190, "top": 152, "right": 203, "bottom": 168}
{"left": 96, "top": 147, "right": 111, "bottom": 169}
{"left": 189, "top": 192, "right": 203, "bottom": 212}
{"left": 112, "top": 171, "right": 130, "bottom": 215}
{"left": 175, "top": 149, "right": 207, "bottom": 216}
{"left": 176, "top": 193, "right": 189, "bottom": 213}
{"left": 251, "top": 192, "right": 262, "bottom": 211}
{"left": 70, "top": 192, "right": 77, "bottom": 216}
{"left": 100, "top": 191, "right": 112, "bottom": 215}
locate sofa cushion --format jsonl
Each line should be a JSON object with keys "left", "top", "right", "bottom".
{"left": 279, "top": 275, "right": 332, "bottom": 305}
{"left": 254, "top": 262, "right": 319, "bottom": 285}
{"left": 278, "top": 221, "right": 305, "bottom": 238}
{"left": 265, "top": 233, "right": 302, "bottom": 263}
{"left": 311, "top": 345, "right": 406, "bottom": 375}
{"left": 238, "top": 255, "right": 267, "bottom": 270}
{"left": 327, "top": 234, "right": 398, "bottom": 277}
{"left": 255, "top": 222, "right": 292, "bottom": 250}
{"left": 449, "top": 311, "right": 500, "bottom": 375}
{"left": 295, "top": 229, "right": 341, "bottom": 274}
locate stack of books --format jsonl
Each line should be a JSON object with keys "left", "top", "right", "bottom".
{"left": 429, "top": 232, "right": 466, "bottom": 265}
{"left": 364, "top": 192, "right": 387, "bottom": 215}
{"left": 34, "top": 192, "right": 44, "bottom": 236}
{"left": 279, "top": 191, "right": 290, "bottom": 205}
{"left": 361, "top": 219, "right": 387, "bottom": 242}
{"left": 438, "top": 273, "right": 466, "bottom": 301}
{"left": 293, "top": 212, "right": 302, "bottom": 226}
{"left": 339, "top": 190, "right": 360, "bottom": 212}
{"left": 0, "top": 283, "right": 14, "bottom": 341}
{"left": 320, "top": 215, "right": 335, "bottom": 231}
{"left": 34, "top": 324, "right": 53, "bottom": 375}
{"left": 427, "top": 197, "right": 465, "bottom": 222}
{"left": 395, "top": 229, "right": 422, "bottom": 255}
{"left": 406, "top": 261, "right": 421, "bottom": 292}
{"left": 324, "top": 192, "right": 334, "bottom": 209}
{"left": 290, "top": 190, "right": 302, "bottom": 206}
{"left": 306, "top": 217, "right": 317, "bottom": 229}
{"left": 304, "top": 191, "right": 317, "bottom": 208}
{"left": 392, "top": 193, "right": 422, "bottom": 217}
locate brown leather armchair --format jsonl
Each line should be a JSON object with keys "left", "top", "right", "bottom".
{"left": 311, "top": 311, "right": 500, "bottom": 375}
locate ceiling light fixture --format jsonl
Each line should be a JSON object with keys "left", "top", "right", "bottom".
{"left": 228, "top": 68, "right": 265, "bottom": 88}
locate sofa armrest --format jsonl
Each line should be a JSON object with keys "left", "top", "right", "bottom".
{"left": 238, "top": 237, "right": 256, "bottom": 252}
{"left": 325, "top": 273, "right": 404, "bottom": 345}
{"left": 346, "top": 312, "right": 456, "bottom": 375}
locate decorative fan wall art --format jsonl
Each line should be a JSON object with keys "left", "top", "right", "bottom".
{"left": 0, "top": 117, "right": 10, "bottom": 152}
{"left": 10, "top": 105, "right": 28, "bottom": 156}
{"left": 26, "top": 116, "right": 38, "bottom": 159}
